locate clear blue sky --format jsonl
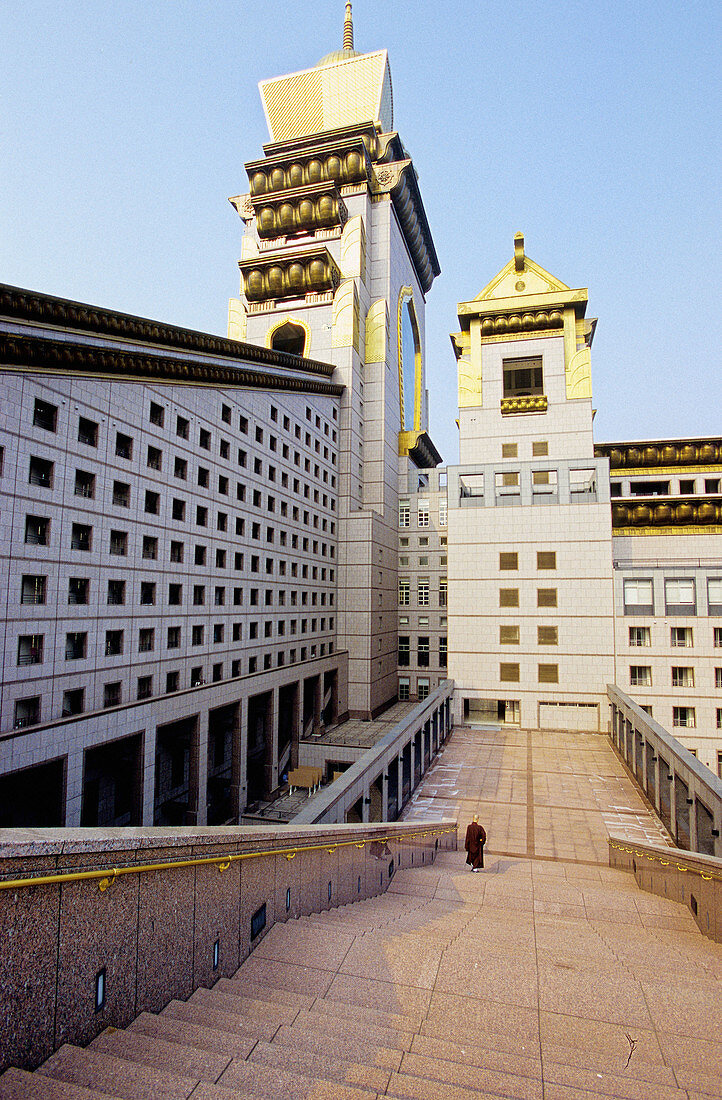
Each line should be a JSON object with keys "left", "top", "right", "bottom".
{"left": 2, "top": 0, "right": 720, "bottom": 463}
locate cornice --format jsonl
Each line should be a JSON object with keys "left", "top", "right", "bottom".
{"left": 0, "top": 284, "right": 335, "bottom": 377}
{"left": 612, "top": 497, "right": 722, "bottom": 529}
{"left": 398, "top": 430, "right": 442, "bottom": 467}
{"left": 596, "top": 439, "right": 722, "bottom": 470}
{"left": 239, "top": 246, "right": 342, "bottom": 304}
{"left": 458, "top": 289, "right": 588, "bottom": 326}
{"left": 0, "top": 334, "right": 344, "bottom": 397}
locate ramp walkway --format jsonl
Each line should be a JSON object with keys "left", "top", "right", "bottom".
{"left": 2, "top": 726, "right": 721, "bottom": 1099}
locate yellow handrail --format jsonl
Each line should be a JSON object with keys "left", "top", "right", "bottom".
{"left": 0, "top": 825, "right": 458, "bottom": 893}
{"left": 608, "top": 841, "right": 722, "bottom": 883}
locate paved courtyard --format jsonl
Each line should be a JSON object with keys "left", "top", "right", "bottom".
{"left": 401, "top": 724, "right": 671, "bottom": 863}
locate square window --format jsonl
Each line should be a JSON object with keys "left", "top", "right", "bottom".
{"left": 502, "top": 442, "right": 518, "bottom": 459}
{"left": 147, "top": 446, "right": 162, "bottom": 471}
{"left": 537, "top": 626, "right": 558, "bottom": 645}
{"left": 665, "top": 578, "right": 696, "bottom": 615}
{"left": 672, "top": 666, "right": 694, "bottom": 688}
{"left": 115, "top": 432, "right": 133, "bottom": 460}
{"left": 25, "top": 515, "right": 49, "bottom": 546}
{"left": 74, "top": 470, "right": 95, "bottom": 499}
{"left": 500, "top": 625, "right": 519, "bottom": 644}
{"left": 538, "top": 663, "right": 558, "bottom": 683}
{"left": 33, "top": 398, "right": 57, "bottom": 432}
{"left": 629, "top": 626, "right": 650, "bottom": 646}
{"left": 149, "top": 401, "right": 164, "bottom": 427}
{"left": 500, "top": 662, "right": 520, "bottom": 682}
{"left": 532, "top": 441, "right": 549, "bottom": 457}
{"left": 630, "top": 665, "right": 652, "bottom": 686}
{"left": 624, "top": 578, "right": 653, "bottom": 614}
{"left": 22, "top": 574, "right": 47, "bottom": 605}
{"left": 499, "top": 588, "right": 519, "bottom": 608}
{"left": 499, "top": 552, "right": 518, "bottom": 571}
{"left": 71, "top": 523, "right": 92, "bottom": 551}
{"left": 503, "top": 356, "right": 543, "bottom": 398}
{"left": 141, "top": 536, "right": 157, "bottom": 563}
{"left": 78, "top": 416, "right": 98, "bottom": 446}
{"left": 537, "top": 551, "right": 556, "bottom": 570}
{"left": 537, "top": 588, "right": 557, "bottom": 608}
{"left": 137, "top": 675, "right": 153, "bottom": 700}
{"left": 29, "top": 457, "right": 53, "bottom": 488}
{"left": 176, "top": 415, "right": 189, "bottom": 439}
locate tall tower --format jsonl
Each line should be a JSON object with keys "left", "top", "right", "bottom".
{"left": 448, "top": 234, "right": 615, "bottom": 729}
{"left": 228, "top": 4, "right": 441, "bottom": 717}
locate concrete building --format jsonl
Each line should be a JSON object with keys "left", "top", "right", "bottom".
{"left": 399, "top": 237, "right": 722, "bottom": 775}
{"left": 1, "top": 4, "right": 721, "bottom": 833}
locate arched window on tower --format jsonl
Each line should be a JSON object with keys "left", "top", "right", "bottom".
{"left": 400, "top": 296, "right": 421, "bottom": 431}
{"left": 270, "top": 322, "right": 307, "bottom": 357}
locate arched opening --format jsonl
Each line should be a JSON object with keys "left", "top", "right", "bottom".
{"left": 270, "top": 321, "right": 307, "bottom": 357}
{"left": 399, "top": 292, "right": 421, "bottom": 431}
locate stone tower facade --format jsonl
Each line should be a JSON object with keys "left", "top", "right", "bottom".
{"left": 228, "top": 5, "right": 441, "bottom": 716}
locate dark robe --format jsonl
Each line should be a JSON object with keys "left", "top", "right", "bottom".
{"left": 465, "top": 821, "right": 486, "bottom": 869}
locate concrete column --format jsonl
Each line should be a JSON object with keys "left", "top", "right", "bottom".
{"left": 381, "top": 772, "right": 389, "bottom": 821}
{"left": 141, "top": 724, "right": 157, "bottom": 826}
{"left": 362, "top": 786, "right": 370, "bottom": 823}
{"left": 689, "top": 793, "right": 698, "bottom": 854}
{"left": 292, "top": 678, "right": 302, "bottom": 771}
{"left": 230, "top": 696, "right": 247, "bottom": 823}
{"left": 263, "top": 688, "right": 279, "bottom": 798}
{"left": 186, "top": 715, "right": 203, "bottom": 826}
{"left": 397, "top": 754, "right": 404, "bottom": 811}
{"left": 64, "top": 747, "right": 84, "bottom": 827}
{"left": 314, "top": 676, "right": 323, "bottom": 735}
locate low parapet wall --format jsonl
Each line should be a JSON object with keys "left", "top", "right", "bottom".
{"left": 608, "top": 685, "right": 722, "bottom": 857}
{"left": 294, "top": 680, "right": 455, "bottom": 824}
{"left": 0, "top": 820, "right": 458, "bottom": 1073}
{"left": 609, "top": 836, "right": 722, "bottom": 943}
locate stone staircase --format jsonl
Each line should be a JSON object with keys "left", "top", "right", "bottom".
{"left": 2, "top": 847, "right": 721, "bottom": 1100}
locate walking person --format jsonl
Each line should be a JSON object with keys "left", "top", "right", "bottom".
{"left": 465, "top": 813, "right": 486, "bottom": 871}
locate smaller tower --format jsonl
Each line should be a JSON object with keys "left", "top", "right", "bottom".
{"left": 447, "top": 235, "right": 614, "bottom": 730}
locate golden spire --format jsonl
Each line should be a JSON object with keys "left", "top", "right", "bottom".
{"left": 343, "top": 2, "right": 354, "bottom": 50}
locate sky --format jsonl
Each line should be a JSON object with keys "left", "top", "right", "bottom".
{"left": 1, "top": 0, "right": 720, "bottom": 464}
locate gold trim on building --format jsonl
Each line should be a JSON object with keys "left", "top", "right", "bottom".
{"left": 500, "top": 395, "right": 548, "bottom": 415}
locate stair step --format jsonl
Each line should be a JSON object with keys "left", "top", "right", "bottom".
{"left": 313, "top": 996, "right": 424, "bottom": 1032}
{"left": 232, "top": 958, "right": 334, "bottom": 996}
{"left": 541, "top": 1061, "right": 688, "bottom": 1100}
{"left": 36, "top": 1045, "right": 199, "bottom": 1100}
{"left": 161, "top": 1000, "right": 278, "bottom": 1042}
{"left": 88, "top": 1028, "right": 231, "bottom": 1084}
{"left": 188, "top": 987, "right": 299, "bottom": 1024}
{"left": 270, "top": 1023, "right": 403, "bottom": 1071}
{"left": 409, "top": 1034, "right": 542, "bottom": 1082}
{"left": 128, "top": 1013, "right": 257, "bottom": 1059}
{"left": 290, "top": 1008, "right": 414, "bottom": 1051}
{"left": 399, "top": 1052, "right": 542, "bottom": 1098}
{"left": 0, "top": 1068, "right": 125, "bottom": 1100}
{"left": 218, "top": 978, "right": 315, "bottom": 1009}
{"left": 214, "top": 1058, "right": 378, "bottom": 1099}
{"left": 540, "top": 1041, "right": 680, "bottom": 1088}
{"left": 387, "top": 1071, "right": 511, "bottom": 1100}
{"left": 250, "top": 1040, "right": 391, "bottom": 1092}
